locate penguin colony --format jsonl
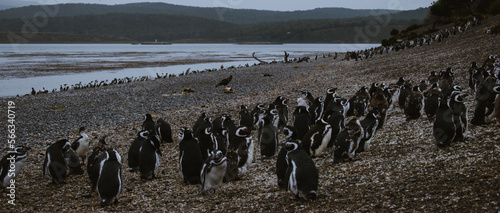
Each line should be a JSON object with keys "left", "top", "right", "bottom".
{"left": 2, "top": 17, "right": 498, "bottom": 208}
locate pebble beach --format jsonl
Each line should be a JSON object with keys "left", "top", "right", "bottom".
{"left": 1, "top": 15, "right": 500, "bottom": 212}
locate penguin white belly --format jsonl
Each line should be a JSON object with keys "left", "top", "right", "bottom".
{"left": 288, "top": 161, "right": 298, "bottom": 195}
{"left": 313, "top": 127, "right": 332, "bottom": 157}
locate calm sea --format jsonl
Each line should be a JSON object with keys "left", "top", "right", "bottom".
{"left": 0, "top": 43, "right": 378, "bottom": 97}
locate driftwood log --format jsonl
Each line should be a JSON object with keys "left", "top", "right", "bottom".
{"left": 252, "top": 52, "right": 267, "bottom": 64}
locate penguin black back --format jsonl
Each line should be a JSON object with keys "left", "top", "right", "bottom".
{"left": 142, "top": 114, "right": 156, "bottom": 134}
{"left": 97, "top": 148, "right": 122, "bottom": 207}
{"left": 139, "top": 132, "right": 161, "bottom": 180}
{"left": 43, "top": 139, "right": 72, "bottom": 184}
{"left": 433, "top": 97, "right": 456, "bottom": 147}
{"left": 128, "top": 130, "right": 148, "bottom": 172}
{"left": 157, "top": 118, "right": 174, "bottom": 143}
{"left": 285, "top": 140, "right": 318, "bottom": 200}
{"left": 178, "top": 128, "right": 204, "bottom": 185}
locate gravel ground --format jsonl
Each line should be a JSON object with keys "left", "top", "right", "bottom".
{"left": 0, "top": 16, "right": 499, "bottom": 212}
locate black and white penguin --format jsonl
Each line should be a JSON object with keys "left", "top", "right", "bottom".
{"left": 64, "top": 148, "right": 84, "bottom": 175}
{"left": 200, "top": 150, "right": 227, "bottom": 194}
{"left": 404, "top": 86, "right": 424, "bottom": 120}
{"left": 324, "top": 106, "right": 344, "bottom": 148}
{"left": 276, "top": 127, "right": 298, "bottom": 189}
{"left": 347, "top": 86, "right": 370, "bottom": 117}
{"left": 97, "top": 148, "right": 122, "bottom": 207}
{"left": 213, "top": 114, "right": 237, "bottom": 140}
{"left": 424, "top": 83, "right": 443, "bottom": 118}
{"left": 258, "top": 117, "right": 278, "bottom": 159}
{"left": 238, "top": 105, "right": 254, "bottom": 129}
{"left": 334, "top": 118, "right": 364, "bottom": 163}
{"left": 471, "top": 76, "right": 498, "bottom": 125}
{"left": 71, "top": 126, "right": 91, "bottom": 165}
{"left": 142, "top": 114, "right": 156, "bottom": 134}
{"left": 368, "top": 90, "right": 389, "bottom": 129}
{"left": 272, "top": 96, "right": 289, "bottom": 129}
{"left": 87, "top": 137, "right": 108, "bottom": 193}
{"left": 224, "top": 126, "right": 253, "bottom": 182}
{"left": 418, "top": 80, "right": 428, "bottom": 92}
{"left": 433, "top": 97, "right": 456, "bottom": 147}
{"left": 139, "top": 131, "right": 161, "bottom": 180}
{"left": 251, "top": 103, "right": 266, "bottom": 128}
{"left": 299, "top": 90, "right": 315, "bottom": 106}
{"left": 43, "top": 139, "right": 71, "bottom": 184}
{"left": 193, "top": 113, "right": 208, "bottom": 134}
{"left": 157, "top": 118, "right": 174, "bottom": 143}
{"left": 178, "top": 127, "right": 204, "bottom": 185}
{"left": 285, "top": 140, "right": 318, "bottom": 200}
{"left": 302, "top": 119, "right": 332, "bottom": 157}
{"left": 292, "top": 106, "right": 312, "bottom": 140}
{"left": 127, "top": 130, "right": 148, "bottom": 172}
{"left": 428, "top": 71, "right": 439, "bottom": 84}
{"left": 494, "top": 86, "right": 500, "bottom": 126}
{"left": 357, "top": 111, "right": 379, "bottom": 153}
{"left": 398, "top": 82, "right": 412, "bottom": 109}
{"left": 309, "top": 97, "right": 325, "bottom": 123}
{"left": 1, "top": 146, "right": 29, "bottom": 189}
{"left": 449, "top": 91, "right": 468, "bottom": 142}
{"left": 323, "top": 88, "right": 338, "bottom": 110}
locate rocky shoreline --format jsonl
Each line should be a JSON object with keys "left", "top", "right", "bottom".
{"left": 1, "top": 15, "right": 499, "bottom": 212}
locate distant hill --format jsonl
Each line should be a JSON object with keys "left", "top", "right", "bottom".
{"left": 0, "top": 3, "right": 428, "bottom": 24}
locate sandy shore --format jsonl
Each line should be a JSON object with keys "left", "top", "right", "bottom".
{"left": 0, "top": 15, "right": 499, "bottom": 212}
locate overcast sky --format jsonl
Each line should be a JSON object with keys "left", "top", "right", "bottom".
{"left": 18, "top": 0, "right": 435, "bottom": 11}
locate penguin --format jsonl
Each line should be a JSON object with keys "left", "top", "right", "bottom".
{"left": 224, "top": 126, "right": 253, "bottom": 182}
{"left": 396, "top": 77, "right": 406, "bottom": 87}
{"left": 368, "top": 90, "right": 389, "bottom": 129}
{"left": 324, "top": 106, "right": 344, "bottom": 148}
{"left": 292, "top": 106, "right": 312, "bottom": 140}
{"left": 258, "top": 116, "right": 278, "bottom": 159}
{"left": 449, "top": 91, "right": 468, "bottom": 142}
{"left": 398, "top": 82, "right": 412, "bottom": 109}
{"left": 428, "top": 71, "right": 439, "bottom": 84}
{"left": 157, "top": 118, "right": 174, "bottom": 143}
{"left": 200, "top": 150, "right": 227, "bottom": 195}
{"left": 1, "top": 146, "right": 29, "bottom": 189}
{"left": 250, "top": 103, "right": 266, "bottom": 128}
{"left": 276, "top": 127, "right": 298, "bottom": 189}
{"left": 494, "top": 86, "right": 500, "bottom": 126}
{"left": 178, "top": 127, "right": 204, "bottom": 185}
{"left": 404, "top": 86, "right": 424, "bottom": 120}
{"left": 238, "top": 105, "right": 254, "bottom": 129}
{"left": 272, "top": 96, "right": 289, "bottom": 129}
{"left": 87, "top": 136, "right": 108, "bottom": 193}
{"left": 418, "top": 80, "right": 428, "bottom": 92}
{"left": 468, "top": 62, "right": 478, "bottom": 91}
{"left": 97, "top": 148, "right": 122, "bottom": 207}
{"left": 139, "top": 131, "right": 161, "bottom": 180}
{"left": 334, "top": 118, "right": 364, "bottom": 163}
{"left": 323, "top": 88, "right": 338, "bottom": 110}
{"left": 357, "top": 111, "right": 379, "bottom": 153}
{"left": 142, "top": 114, "right": 156, "bottom": 134}
{"left": 439, "top": 68, "right": 455, "bottom": 97}
{"left": 309, "top": 97, "right": 324, "bottom": 123}
{"left": 43, "top": 139, "right": 71, "bottom": 184}
{"left": 71, "top": 126, "right": 91, "bottom": 165}
{"left": 213, "top": 114, "right": 237, "bottom": 140}
{"left": 302, "top": 119, "right": 332, "bottom": 157}
{"left": 196, "top": 126, "right": 216, "bottom": 162}
{"left": 193, "top": 112, "right": 208, "bottom": 134}
{"left": 471, "top": 76, "right": 498, "bottom": 125}
{"left": 299, "top": 90, "right": 315, "bottom": 106}
{"left": 434, "top": 97, "right": 456, "bottom": 147}
{"left": 128, "top": 130, "right": 148, "bottom": 172}
{"left": 424, "top": 84, "right": 443, "bottom": 118}
{"left": 347, "top": 86, "right": 370, "bottom": 117}
{"left": 64, "top": 148, "right": 84, "bottom": 175}
{"left": 285, "top": 140, "right": 318, "bottom": 200}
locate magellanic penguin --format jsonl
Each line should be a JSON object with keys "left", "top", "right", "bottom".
{"left": 224, "top": 126, "right": 253, "bottom": 182}
{"left": 142, "top": 114, "right": 156, "bottom": 134}
{"left": 292, "top": 106, "right": 312, "bottom": 141}
{"left": 87, "top": 137, "right": 108, "bottom": 194}
{"left": 272, "top": 96, "right": 289, "bottom": 129}
{"left": 97, "top": 148, "right": 122, "bottom": 207}
{"left": 193, "top": 112, "right": 208, "bottom": 135}
{"left": 347, "top": 86, "right": 370, "bottom": 117}
{"left": 128, "top": 130, "right": 148, "bottom": 172}
{"left": 334, "top": 118, "right": 364, "bottom": 163}
{"left": 197, "top": 126, "right": 217, "bottom": 162}
{"left": 368, "top": 90, "right": 389, "bottom": 129}
{"left": 471, "top": 77, "right": 498, "bottom": 125}
{"left": 239, "top": 105, "right": 254, "bottom": 130}
{"left": 64, "top": 147, "right": 84, "bottom": 175}
{"left": 139, "top": 131, "right": 161, "bottom": 180}
{"left": 1, "top": 146, "right": 29, "bottom": 189}
{"left": 250, "top": 103, "right": 266, "bottom": 128}
{"left": 424, "top": 83, "right": 443, "bottom": 118}
{"left": 404, "top": 86, "right": 424, "bottom": 120}
{"left": 71, "top": 126, "right": 91, "bottom": 165}
{"left": 43, "top": 139, "right": 72, "bottom": 184}
{"left": 285, "top": 140, "right": 318, "bottom": 200}
{"left": 494, "top": 86, "right": 500, "bottom": 126}
{"left": 398, "top": 82, "right": 413, "bottom": 110}
{"left": 357, "top": 110, "right": 379, "bottom": 153}
{"left": 434, "top": 97, "right": 456, "bottom": 147}
{"left": 276, "top": 127, "right": 299, "bottom": 189}
{"left": 200, "top": 150, "right": 227, "bottom": 195}
{"left": 309, "top": 97, "right": 325, "bottom": 123}
{"left": 258, "top": 117, "right": 278, "bottom": 159}
{"left": 302, "top": 119, "right": 332, "bottom": 157}
{"left": 157, "top": 118, "right": 174, "bottom": 143}
{"left": 449, "top": 91, "right": 468, "bottom": 142}
{"left": 178, "top": 127, "right": 204, "bottom": 185}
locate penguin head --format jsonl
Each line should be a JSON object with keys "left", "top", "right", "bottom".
{"left": 235, "top": 126, "right": 251, "bottom": 138}
{"left": 144, "top": 114, "right": 153, "bottom": 122}
{"left": 178, "top": 127, "right": 193, "bottom": 140}
{"left": 204, "top": 127, "right": 212, "bottom": 135}
{"left": 284, "top": 140, "right": 300, "bottom": 152}
{"left": 240, "top": 105, "right": 248, "bottom": 112}
{"left": 56, "top": 139, "right": 71, "bottom": 153}
{"left": 493, "top": 85, "right": 500, "bottom": 93}
{"left": 106, "top": 148, "right": 122, "bottom": 163}
{"left": 327, "top": 88, "right": 337, "bottom": 95}
{"left": 282, "top": 126, "right": 297, "bottom": 140}
{"left": 209, "top": 150, "right": 226, "bottom": 165}
{"left": 78, "top": 126, "right": 86, "bottom": 134}
{"left": 270, "top": 109, "right": 279, "bottom": 116}
{"left": 139, "top": 130, "right": 150, "bottom": 139}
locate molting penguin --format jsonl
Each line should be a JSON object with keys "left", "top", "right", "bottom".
{"left": 200, "top": 150, "right": 227, "bottom": 195}
{"left": 398, "top": 82, "right": 412, "bottom": 109}
{"left": 64, "top": 147, "right": 84, "bottom": 175}
{"left": 139, "top": 131, "right": 161, "bottom": 180}
{"left": 178, "top": 128, "right": 204, "bottom": 185}
{"left": 128, "top": 130, "right": 148, "bottom": 172}
{"left": 97, "top": 148, "right": 122, "bottom": 207}
{"left": 258, "top": 117, "right": 278, "bottom": 159}
{"left": 71, "top": 126, "right": 91, "bottom": 165}
{"left": 224, "top": 126, "right": 253, "bottom": 182}
{"left": 368, "top": 90, "right": 389, "bottom": 129}
{"left": 334, "top": 118, "right": 363, "bottom": 163}
{"left": 87, "top": 137, "right": 108, "bottom": 193}
{"left": 347, "top": 86, "right": 370, "bottom": 117}
{"left": 404, "top": 86, "right": 424, "bottom": 120}
{"left": 157, "top": 118, "right": 174, "bottom": 143}
{"left": 1, "top": 146, "right": 29, "bottom": 189}
{"left": 142, "top": 114, "right": 156, "bottom": 134}
{"left": 357, "top": 111, "right": 379, "bottom": 153}
{"left": 292, "top": 106, "right": 312, "bottom": 140}
{"left": 424, "top": 84, "right": 443, "bottom": 118}
{"left": 43, "top": 139, "right": 72, "bottom": 184}
{"left": 449, "top": 91, "right": 468, "bottom": 141}
{"left": 302, "top": 119, "right": 332, "bottom": 157}
{"left": 433, "top": 97, "right": 456, "bottom": 147}
{"left": 285, "top": 140, "right": 318, "bottom": 200}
